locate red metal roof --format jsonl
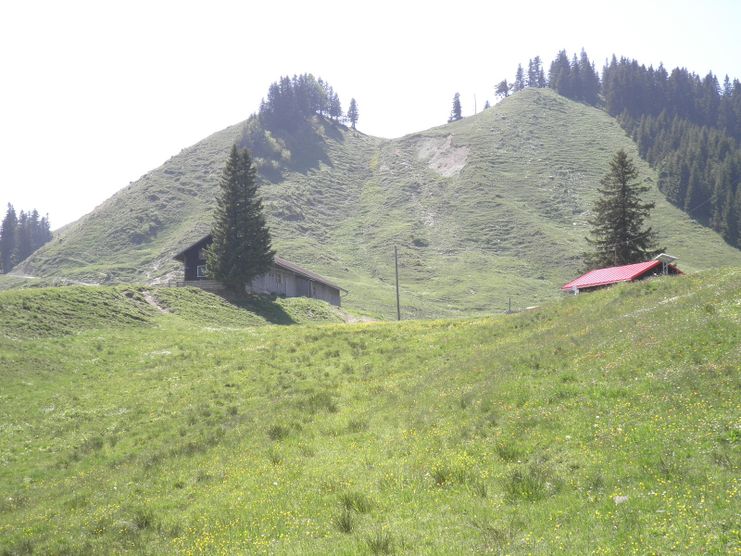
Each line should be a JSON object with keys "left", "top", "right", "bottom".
{"left": 561, "top": 260, "right": 662, "bottom": 291}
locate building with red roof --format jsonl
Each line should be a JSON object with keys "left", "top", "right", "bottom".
{"left": 562, "top": 255, "right": 682, "bottom": 293}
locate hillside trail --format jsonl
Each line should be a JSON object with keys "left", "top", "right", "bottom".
{"left": 141, "top": 290, "right": 169, "bottom": 313}
{"left": 6, "top": 273, "right": 94, "bottom": 286}
{"left": 342, "top": 312, "right": 376, "bottom": 324}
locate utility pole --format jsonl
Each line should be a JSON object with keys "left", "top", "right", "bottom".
{"left": 394, "top": 245, "right": 401, "bottom": 321}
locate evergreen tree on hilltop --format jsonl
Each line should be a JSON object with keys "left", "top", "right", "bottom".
{"left": 549, "top": 50, "right": 573, "bottom": 98}
{"left": 449, "top": 93, "right": 462, "bottom": 122}
{"left": 578, "top": 49, "right": 600, "bottom": 105}
{"left": 543, "top": 49, "right": 599, "bottom": 105}
{"left": 569, "top": 53, "right": 582, "bottom": 100}
{"left": 527, "top": 58, "right": 546, "bottom": 88}
{"left": 207, "top": 145, "right": 274, "bottom": 294}
{"left": 495, "top": 79, "right": 510, "bottom": 99}
{"left": 535, "top": 56, "right": 546, "bottom": 87}
{"left": 347, "top": 98, "right": 359, "bottom": 129}
{"left": 0, "top": 204, "right": 18, "bottom": 273}
{"left": 316, "top": 78, "right": 329, "bottom": 116}
{"left": 258, "top": 74, "right": 353, "bottom": 131}
{"left": 527, "top": 59, "right": 538, "bottom": 88}
{"left": 585, "top": 150, "right": 659, "bottom": 267}
{"left": 329, "top": 91, "right": 343, "bottom": 122}
{"left": 513, "top": 64, "right": 526, "bottom": 92}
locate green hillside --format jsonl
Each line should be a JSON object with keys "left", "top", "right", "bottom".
{"left": 19, "top": 88, "right": 741, "bottom": 318}
{"left": 1, "top": 270, "right": 739, "bottom": 554}
{"left": 0, "top": 286, "right": 345, "bottom": 338}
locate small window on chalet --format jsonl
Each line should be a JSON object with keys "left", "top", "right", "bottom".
{"left": 196, "top": 264, "right": 208, "bottom": 278}
{"left": 198, "top": 248, "right": 208, "bottom": 260}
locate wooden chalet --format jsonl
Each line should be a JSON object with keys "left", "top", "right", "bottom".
{"left": 562, "top": 254, "right": 682, "bottom": 293}
{"left": 174, "top": 235, "right": 345, "bottom": 306}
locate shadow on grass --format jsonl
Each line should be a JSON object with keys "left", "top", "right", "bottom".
{"left": 240, "top": 115, "right": 345, "bottom": 183}
{"left": 219, "top": 292, "right": 296, "bottom": 325}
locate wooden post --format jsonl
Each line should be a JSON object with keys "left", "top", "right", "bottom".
{"left": 395, "top": 245, "right": 401, "bottom": 321}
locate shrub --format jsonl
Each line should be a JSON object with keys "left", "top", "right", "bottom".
{"left": 366, "top": 528, "right": 394, "bottom": 554}
{"left": 505, "top": 461, "right": 561, "bottom": 502}
{"left": 339, "top": 491, "right": 372, "bottom": 514}
{"left": 334, "top": 508, "right": 354, "bottom": 533}
{"left": 268, "top": 424, "right": 290, "bottom": 441}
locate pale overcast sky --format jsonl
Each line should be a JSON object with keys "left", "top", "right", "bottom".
{"left": 1, "top": 0, "right": 739, "bottom": 228}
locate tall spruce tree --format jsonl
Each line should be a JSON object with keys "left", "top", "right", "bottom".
{"left": 449, "top": 93, "right": 462, "bottom": 122}
{"left": 585, "top": 150, "right": 659, "bottom": 267}
{"left": 513, "top": 64, "right": 526, "bottom": 92}
{"left": 34, "top": 212, "right": 52, "bottom": 251}
{"left": 347, "top": 98, "right": 359, "bottom": 129}
{"left": 14, "top": 210, "right": 32, "bottom": 264}
{"left": 329, "top": 92, "right": 342, "bottom": 121}
{"left": 527, "top": 59, "right": 538, "bottom": 88}
{"left": 535, "top": 56, "right": 546, "bottom": 87}
{"left": 206, "top": 145, "right": 274, "bottom": 294}
{"left": 0, "top": 204, "right": 18, "bottom": 273}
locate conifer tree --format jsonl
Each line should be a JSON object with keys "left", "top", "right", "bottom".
{"left": 207, "top": 145, "right": 274, "bottom": 294}
{"left": 578, "top": 49, "right": 600, "bottom": 105}
{"left": 0, "top": 204, "right": 52, "bottom": 272}
{"left": 527, "top": 59, "right": 538, "bottom": 88}
{"left": 347, "top": 98, "right": 359, "bottom": 129}
{"left": 513, "top": 64, "right": 526, "bottom": 92}
{"left": 495, "top": 79, "right": 510, "bottom": 99}
{"left": 585, "top": 150, "right": 659, "bottom": 267}
{"left": 549, "top": 50, "right": 572, "bottom": 97}
{"left": 535, "top": 56, "right": 546, "bottom": 87}
{"left": 329, "top": 92, "right": 342, "bottom": 121}
{"left": 0, "top": 204, "right": 18, "bottom": 273}
{"left": 570, "top": 54, "right": 582, "bottom": 100}
{"left": 33, "top": 212, "right": 52, "bottom": 251}
{"left": 449, "top": 93, "right": 462, "bottom": 122}
{"left": 316, "top": 78, "right": 328, "bottom": 116}
{"left": 14, "top": 210, "right": 33, "bottom": 264}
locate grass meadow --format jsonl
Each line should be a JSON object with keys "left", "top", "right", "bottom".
{"left": 0, "top": 270, "right": 739, "bottom": 554}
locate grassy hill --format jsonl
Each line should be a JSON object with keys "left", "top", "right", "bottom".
{"left": 18, "top": 88, "right": 741, "bottom": 318}
{"left": 1, "top": 270, "right": 738, "bottom": 554}
{"left": 0, "top": 286, "right": 345, "bottom": 338}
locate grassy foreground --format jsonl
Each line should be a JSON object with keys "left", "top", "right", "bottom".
{"left": 1, "top": 271, "right": 739, "bottom": 554}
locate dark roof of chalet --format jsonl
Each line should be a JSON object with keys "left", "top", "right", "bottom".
{"left": 561, "top": 259, "right": 681, "bottom": 291}
{"left": 174, "top": 234, "right": 345, "bottom": 292}
{"left": 173, "top": 235, "right": 212, "bottom": 261}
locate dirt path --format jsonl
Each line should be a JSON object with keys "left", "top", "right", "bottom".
{"left": 343, "top": 313, "right": 377, "bottom": 324}
{"left": 141, "top": 290, "right": 169, "bottom": 313}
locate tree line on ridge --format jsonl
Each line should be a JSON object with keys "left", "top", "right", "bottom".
{"left": 478, "top": 49, "right": 741, "bottom": 248}
{"left": 0, "top": 204, "right": 52, "bottom": 273}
